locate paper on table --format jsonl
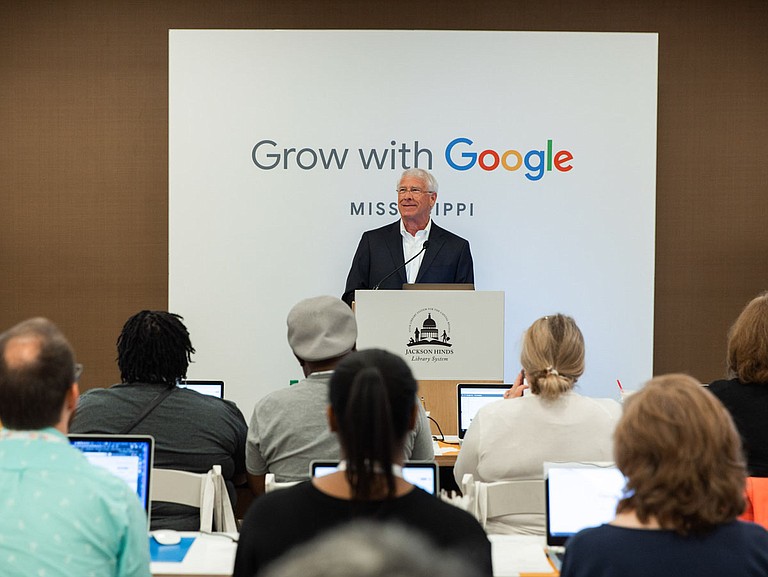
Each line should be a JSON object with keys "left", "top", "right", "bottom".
{"left": 433, "top": 441, "right": 460, "bottom": 455}
{"left": 490, "top": 535, "right": 558, "bottom": 577}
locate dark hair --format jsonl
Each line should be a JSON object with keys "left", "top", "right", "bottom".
{"left": 117, "top": 310, "right": 195, "bottom": 385}
{"left": 615, "top": 374, "right": 746, "bottom": 535}
{"left": 329, "top": 349, "right": 418, "bottom": 501}
{"left": 260, "top": 521, "right": 482, "bottom": 577}
{"left": 0, "top": 318, "right": 76, "bottom": 429}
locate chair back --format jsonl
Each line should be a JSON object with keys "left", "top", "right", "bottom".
{"left": 740, "top": 477, "right": 768, "bottom": 530}
{"left": 461, "top": 473, "right": 545, "bottom": 529}
{"left": 264, "top": 473, "right": 301, "bottom": 492}
{"left": 151, "top": 466, "right": 237, "bottom": 532}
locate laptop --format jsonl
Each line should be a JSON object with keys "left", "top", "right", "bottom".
{"left": 456, "top": 383, "right": 510, "bottom": 439}
{"left": 310, "top": 460, "right": 440, "bottom": 495}
{"left": 68, "top": 434, "right": 154, "bottom": 524}
{"left": 544, "top": 462, "right": 626, "bottom": 566}
{"left": 177, "top": 379, "right": 224, "bottom": 398}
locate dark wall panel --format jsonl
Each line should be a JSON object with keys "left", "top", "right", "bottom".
{"left": 1, "top": 0, "right": 766, "bottom": 392}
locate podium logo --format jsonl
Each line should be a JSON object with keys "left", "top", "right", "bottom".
{"left": 406, "top": 309, "right": 455, "bottom": 364}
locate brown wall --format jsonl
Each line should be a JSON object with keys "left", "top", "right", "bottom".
{"left": 1, "top": 0, "right": 766, "bottom": 392}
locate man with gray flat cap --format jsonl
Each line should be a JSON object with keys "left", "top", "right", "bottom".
{"left": 246, "top": 295, "right": 434, "bottom": 495}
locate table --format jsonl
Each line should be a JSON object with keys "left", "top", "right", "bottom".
{"left": 434, "top": 438, "right": 461, "bottom": 492}
{"left": 151, "top": 532, "right": 237, "bottom": 577}
{"left": 148, "top": 532, "right": 556, "bottom": 577}
{"left": 434, "top": 438, "right": 461, "bottom": 467}
{"left": 490, "top": 535, "right": 558, "bottom": 577}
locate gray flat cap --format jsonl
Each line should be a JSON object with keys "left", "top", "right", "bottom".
{"left": 287, "top": 296, "right": 357, "bottom": 362}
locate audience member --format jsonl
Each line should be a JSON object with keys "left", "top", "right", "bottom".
{"left": 259, "top": 520, "right": 483, "bottom": 577}
{"left": 70, "top": 310, "right": 247, "bottom": 530}
{"left": 560, "top": 374, "right": 768, "bottom": 577}
{"left": 454, "top": 313, "right": 621, "bottom": 534}
{"left": 246, "top": 296, "right": 433, "bottom": 495}
{"left": 709, "top": 292, "right": 768, "bottom": 476}
{"left": 233, "top": 349, "right": 492, "bottom": 577}
{"left": 0, "top": 318, "right": 150, "bottom": 577}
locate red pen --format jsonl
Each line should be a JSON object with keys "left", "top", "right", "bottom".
{"left": 617, "top": 379, "right": 624, "bottom": 392}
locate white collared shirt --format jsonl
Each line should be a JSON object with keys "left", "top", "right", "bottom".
{"left": 400, "top": 219, "right": 431, "bottom": 284}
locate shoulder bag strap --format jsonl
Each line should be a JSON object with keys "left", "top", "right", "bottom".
{"left": 119, "top": 386, "right": 176, "bottom": 434}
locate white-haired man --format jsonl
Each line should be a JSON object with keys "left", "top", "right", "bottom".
{"left": 342, "top": 168, "right": 474, "bottom": 305}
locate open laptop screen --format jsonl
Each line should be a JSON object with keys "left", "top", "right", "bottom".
{"left": 177, "top": 379, "right": 224, "bottom": 398}
{"left": 310, "top": 461, "right": 439, "bottom": 495}
{"left": 545, "top": 462, "right": 626, "bottom": 546}
{"left": 457, "top": 383, "right": 509, "bottom": 439}
{"left": 68, "top": 434, "right": 154, "bottom": 517}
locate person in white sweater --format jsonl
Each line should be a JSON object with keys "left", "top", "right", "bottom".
{"left": 453, "top": 313, "right": 621, "bottom": 535}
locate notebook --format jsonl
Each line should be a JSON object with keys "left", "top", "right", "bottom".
{"left": 68, "top": 434, "right": 154, "bottom": 523}
{"left": 456, "top": 383, "right": 510, "bottom": 439}
{"left": 545, "top": 461, "right": 626, "bottom": 547}
{"left": 177, "top": 379, "right": 224, "bottom": 398}
{"left": 310, "top": 461, "right": 440, "bottom": 495}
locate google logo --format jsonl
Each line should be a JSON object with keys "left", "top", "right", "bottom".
{"left": 445, "top": 137, "right": 574, "bottom": 181}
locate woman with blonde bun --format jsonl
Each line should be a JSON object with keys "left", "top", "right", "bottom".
{"left": 454, "top": 314, "right": 621, "bottom": 535}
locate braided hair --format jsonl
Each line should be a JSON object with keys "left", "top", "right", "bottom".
{"left": 117, "top": 310, "right": 195, "bottom": 385}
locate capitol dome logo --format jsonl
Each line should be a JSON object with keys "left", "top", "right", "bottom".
{"left": 407, "top": 309, "right": 452, "bottom": 348}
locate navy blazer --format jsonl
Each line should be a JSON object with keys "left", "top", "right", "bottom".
{"left": 342, "top": 220, "right": 474, "bottom": 305}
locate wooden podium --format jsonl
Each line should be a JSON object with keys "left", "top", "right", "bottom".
{"left": 354, "top": 290, "right": 505, "bottom": 436}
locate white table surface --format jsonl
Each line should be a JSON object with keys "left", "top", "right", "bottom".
{"left": 149, "top": 532, "right": 554, "bottom": 577}
{"left": 490, "top": 534, "right": 557, "bottom": 576}
{"left": 151, "top": 532, "right": 237, "bottom": 577}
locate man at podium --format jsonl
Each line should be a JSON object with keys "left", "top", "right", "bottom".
{"left": 342, "top": 168, "right": 474, "bottom": 306}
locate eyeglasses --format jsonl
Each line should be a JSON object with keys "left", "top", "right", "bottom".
{"left": 397, "top": 187, "right": 434, "bottom": 196}
{"left": 74, "top": 363, "right": 84, "bottom": 382}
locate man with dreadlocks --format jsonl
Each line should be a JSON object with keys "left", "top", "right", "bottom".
{"left": 70, "top": 310, "right": 248, "bottom": 530}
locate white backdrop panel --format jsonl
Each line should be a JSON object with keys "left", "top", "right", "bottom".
{"left": 169, "top": 30, "right": 657, "bottom": 417}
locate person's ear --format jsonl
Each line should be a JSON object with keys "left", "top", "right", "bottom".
{"left": 67, "top": 382, "right": 80, "bottom": 412}
{"left": 327, "top": 405, "right": 339, "bottom": 432}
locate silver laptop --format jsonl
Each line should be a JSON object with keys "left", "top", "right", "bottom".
{"left": 69, "top": 434, "right": 154, "bottom": 526}
{"left": 456, "top": 383, "right": 509, "bottom": 439}
{"left": 544, "top": 461, "right": 626, "bottom": 566}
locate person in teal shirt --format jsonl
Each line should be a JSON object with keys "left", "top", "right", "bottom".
{"left": 0, "top": 318, "right": 151, "bottom": 577}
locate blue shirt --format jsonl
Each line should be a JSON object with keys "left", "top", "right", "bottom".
{"left": 0, "top": 428, "right": 151, "bottom": 577}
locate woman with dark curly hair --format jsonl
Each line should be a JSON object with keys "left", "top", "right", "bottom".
{"left": 560, "top": 374, "right": 768, "bottom": 577}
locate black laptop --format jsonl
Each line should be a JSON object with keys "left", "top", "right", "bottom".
{"left": 177, "top": 379, "right": 225, "bottom": 398}
{"left": 456, "top": 383, "right": 510, "bottom": 439}
{"left": 310, "top": 460, "right": 440, "bottom": 495}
